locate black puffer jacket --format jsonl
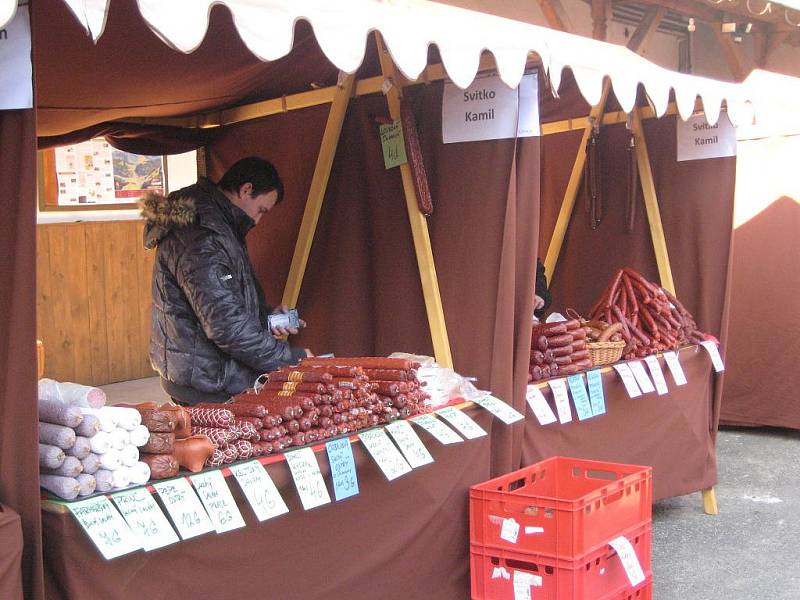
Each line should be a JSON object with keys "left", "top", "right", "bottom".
{"left": 142, "top": 178, "right": 305, "bottom": 403}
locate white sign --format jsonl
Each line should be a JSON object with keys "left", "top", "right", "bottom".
{"left": 663, "top": 351, "right": 688, "bottom": 386}
{"left": 608, "top": 535, "right": 646, "bottom": 587}
{"left": 153, "top": 478, "right": 215, "bottom": 540}
{"left": 229, "top": 460, "right": 289, "bottom": 522}
{"left": 385, "top": 419, "right": 434, "bottom": 468}
{"left": 701, "top": 340, "right": 726, "bottom": 372}
{"left": 284, "top": 447, "right": 332, "bottom": 510}
{"left": 526, "top": 385, "right": 557, "bottom": 425}
{"left": 613, "top": 364, "right": 643, "bottom": 398}
{"left": 677, "top": 113, "right": 736, "bottom": 162}
{"left": 628, "top": 361, "right": 656, "bottom": 394}
{"left": 0, "top": 6, "right": 33, "bottom": 110}
{"left": 643, "top": 356, "right": 669, "bottom": 396}
{"left": 111, "top": 488, "right": 179, "bottom": 551}
{"left": 512, "top": 570, "right": 542, "bottom": 600}
{"left": 190, "top": 470, "right": 246, "bottom": 534}
{"left": 500, "top": 517, "right": 520, "bottom": 544}
{"left": 410, "top": 413, "right": 464, "bottom": 444}
{"left": 68, "top": 496, "right": 142, "bottom": 560}
{"left": 359, "top": 428, "right": 413, "bottom": 481}
{"left": 436, "top": 406, "right": 488, "bottom": 439}
{"left": 443, "top": 71, "right": 540, "bottom": 143}
{"left": 472, "top": 394, "right": 525, "bottom": 425}
{"left": 548, "top": 379, "right": 572, "bottom": 424}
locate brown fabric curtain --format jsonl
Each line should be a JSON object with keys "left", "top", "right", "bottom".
{"left": 0, "top": 109, "right": 44, "bottom": 599}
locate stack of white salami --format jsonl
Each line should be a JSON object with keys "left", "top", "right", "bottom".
{"left": 529, "top": 320, "right": 593, "bottom": 382}
{"left": 38, "top": 379, "right": 152, "bottom": 499}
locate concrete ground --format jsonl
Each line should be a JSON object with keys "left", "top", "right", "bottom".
{"left": 653, "top": 426, "right": 800, "bottom": 599}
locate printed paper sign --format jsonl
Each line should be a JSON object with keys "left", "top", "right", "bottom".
{"left": 190, "top": 470, "right": 246, "bottom": 534}
{"left": 677, "top": 113, "right": 736, "bottom": 162}
{"left": 512, "top": 570, "right": 542, "bottom": 600}
{"left": 379, "top": 120, "right": 407, "bottom": 169}
{"left": 112, "top": 488, "right": 179, "bottom": 551}
{"left": 0, "top": 6, "right": 33, "bottom": 110}
{"left": 609, "top": 535, "right": 646, "bottom": 587}
{"left": 436, "top": 406, "right": 487, "bottom": 439}
{"left": 472, "top": 394, "right": 525, "bottom": 424}
{"left": 526, "top": 385, "right": 557, "bottom": 425}
{"left": 613, "top": 364, "right": 642, "bottom": 398}
{"left": 548, "top": 379, "right": 572, "bottom": 424}
{"left": 325, "top": 438, "right": 360, "bottom": 500}
{"left": 663, "top": 351, "right": 688, "bottom": 386}
{"left": 385, "top": 419, "right": 434, "bottom": 468}
{"left": 153, "top": 478, "right": 214, "bottom": 540}
{"left": 700, "top": 340, "right": 725, "bottom": 372}
{"left": 68, "top": 496, "right": 142, "bottom": 560}
{"left": 643, "top": 355, "right": 669, "bottom": 396}
{"left": 359, "top": 428, "right": 413, "bottom": 481}
{"left": 567, "top": 374, "right": 594, "bottom": 421}
{"left": 410, "top": 413, "right": 464, "bottom": 444}
{"left": 443, "top": 70, "right": 540, "bottom": 143}
{"left": 284, "top": 447, "right": 332, "bottom": 510}
{"left": 229, "top": 460, "right": 289, "bottom": 521}
{"left": 500, "top": 517, "right": 520, "bottom": 544}
{"left": 586, "top": 370, "right": 607, "bottom": 416}
{"left": 628, "top": 361, "right": 656, "bottom": 394}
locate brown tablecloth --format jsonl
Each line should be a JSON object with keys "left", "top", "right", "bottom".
{"left": 0, "top": 504, "right": 24, "bottom": 600}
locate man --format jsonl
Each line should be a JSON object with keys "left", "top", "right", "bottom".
{"left": 142, "top": 156, "right": 311, "bottom": 405}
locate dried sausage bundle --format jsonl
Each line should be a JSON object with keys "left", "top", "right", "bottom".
{"left": 529, "top": 319, "right": 594, "bottom": 381}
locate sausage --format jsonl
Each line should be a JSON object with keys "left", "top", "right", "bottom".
{"left": 571, "top": 340, "right": 588, "bottom": 352}
{"left": 550, "top": 363, "right": 559, "bottom": 377}
{"left": 532, "top": 365, "right": 543, "bottom": 380}
{"left": 534, "top": 322, "right": 568, "bottom": 336}
{"left": 541, "top": 366, "right": 551, "bottom": 379}
{"left": 537, "top": 336, "right": 549, "bottom": 351}
{"left": 554, "top": 355, "right": 573, "bottom": 366}
{"left": 532, "top": 351, "right": 545, "bottom": 365}
{"left": 598, "top": 322, "right": 623, "bottom": 342}
{"left": 551, "top": 345, "right": 573, "bottom": 358}
{"left": 547, "top": 334, "right": 574, "bottom": 348}
{"left": 543, "top": 349, "right": 555, "bottom": 362}
{"left": 571, "top": 328, "right": 587, "bottom": 340}
{"left": 558, "top": 364, "right": 580, "bottom": 375}
{"left": 565, "top": 319, "right": 581, "bottom": 331}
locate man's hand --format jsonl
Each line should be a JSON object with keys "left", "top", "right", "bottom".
{"left": 534, "top": 295, "right": 545, "bottom": 311}
{"left": 270, "top": 304, "right": 307, "bottom": 337}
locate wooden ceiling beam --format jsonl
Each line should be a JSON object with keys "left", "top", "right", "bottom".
{"left": 713, "top": 24, "right": 748, "bottom": 81}
{"left": 537, "top": 0, "right": 570, "bottom": 31}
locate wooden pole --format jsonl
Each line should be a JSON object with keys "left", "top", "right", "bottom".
{"left": 536, "top": 0, "right": 569, "bottom": 31}
{"left": 712, "top": 25, "right": 748, "bottom": 82}
{"left": 281, "top": 73, "right": 356, "bottom": 309}
{"left": 374, "top": 33, "right": 453, "bottom": 368}
{"left": 591, "top": 0, "right": 608, "bottom": 41}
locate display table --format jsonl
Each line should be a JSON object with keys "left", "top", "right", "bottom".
{"left": 522, "top": 345, "right": 718, "bottom": 501}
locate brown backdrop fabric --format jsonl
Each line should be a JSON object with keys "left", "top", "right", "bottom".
{"left": 208, "top": 82, "right": 540, "bottom": 474}
{"left": 0, "top": 110, "right": 44, "bottom": 600}
{"left": 0, "top": 506, "right": 24, "bottom": 600}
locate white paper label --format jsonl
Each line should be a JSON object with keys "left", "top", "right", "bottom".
{"left": 385, "top": 419, "right": 435, "bottom": 468}
{"left": 548, "top": 379, "right": 572, "bottom": 424}
{"left": 358, "top": 428, "right": 413, "bottom": 481}
{"left": 284, "top": 447, "right": 332, "bottom": 510}
{"left": 513, "top": 570, "right": 542, "bottom": 600}
{"left": 525, "top": 526, "right": 544, "bottom": 534}
{"left": 0, "top": 6, "right": 33, "bottom": 110}
{"left": 443, "top": 70, "right": 540, "bottom": 143}
{"left": 472, "top": 394, "right": 525, "bottom": 425}
{"left": 643, "top": 356, "right": 669, "bottom": 396}
{"left": 609, "top": 535, "right": 646, "bottom": 587}
{"left": 613, "top": 363, "right": 643, "bottom": 398}
{"left": 112, "top": 488, "right": 179, "bottom": 551}
{"left": 628, "top": 361, "right": 656, "bottom": 394}
{"left": 152, "top": 478, "right": 215, "bottom": 540}
{"left": 700, "top": 340, "right": 725, "bottom": 372}
{"left": 492, "top": 566, "right": 511, "bottom": 580}
{"left": 410, "top": 413, "right": 464, "bottom": 444}
{"left": 229, "top": 460, "right": 289, "bottom": 522}
{"left": 190, "top": 470, "right": 246, "bottom": 534}
{"left": 526, "top": 385, "right": 557, "bottom": 425}
{"left": 500, "top": 517, "right": 520, "bottom": 544}
{"left": 677, "top": 113, "right": 736, "bottom": 162}
{"left": 662, "top": 351, "right": 688, "bottom": 385}
{"left": 68, "top": 496, "right": 142, "bottom": 560}
{"left": 436, "top": 406, "right": 487, "bottom": 439}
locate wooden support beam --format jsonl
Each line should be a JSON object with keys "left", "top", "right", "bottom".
{"left": 537, "top": 0, "right": 569, "bottom": 31}
{"left": 591, "top": 0, "right": 609, "bottom": 40}
{"left": 627, "top": 6, "right": 667, "bottom": 53}
{"left": 763, "top": 30, "right": 792, "bottom": 66}
{"left": 375, "top": 33, "right": 453, "bottom": 369}
{"left": 280, "top": 73, "right": 356, "bottom": 309}
{"left": 703, "top": 488, "right": 719, "bottom": 515}
{"left": 616, "top": 0, "right": 719, "bottom": 24}
{"left": 712, "top": 25, "right": 748, "bottom": 81}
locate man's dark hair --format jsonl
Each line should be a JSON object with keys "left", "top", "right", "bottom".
{"left": 217, "top": 157, "right": 284, "bottom": 204}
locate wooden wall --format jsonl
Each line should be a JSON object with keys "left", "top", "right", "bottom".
{"left": 37, "top": 220, "right": 155, "bottom": 386}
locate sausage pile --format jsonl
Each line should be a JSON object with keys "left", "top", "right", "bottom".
{"left": 589, "top": 268, "right": 705, "bottom": 359}
{"left": 529, "top": 319, "right": 593, "bottom": 382}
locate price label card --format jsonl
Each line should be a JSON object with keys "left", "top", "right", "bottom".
{"left": 567, "top": 374, "right": 593, "bottom": 421}
{"left": 513, "top": 570, "right": 542, "bottom": 600}
{"left": 190, "top": 470, "right": 246, "bottom": 534}
{"left": 284, "top": 447, "right": 332, "bottom": 510}
{"left": 500, "top": 517, "right": 520, "bottom": 544}
{"left": 700, "top": 340, "right": 725, "bottom": 372}
{"left": 643, "top": 355, "right": 669, "bottom": 396}
{"left": 112, "top": 488, "right": 179, "bottom": 551}
{"left": 325, "top": 438, "right": 360, "bottom": 500}
{"left": 152, "top": 478, "right": 214, "bottom": 540}
{"left": 628, "top": 361, "right": 656, "bottom": 394}
{"left": 68, "top": 496, "right": 142, "bottom": 560}
{"left": 229, "top": 461, "right": 289, "bottom": 522}
{"left": 526, "top": 385, "right": 557, "bottom": 425}
{"left": 586, "top": 370, "right": 606, "bottom": 416}
{"left": 613, "top": 363, "right": 642, "bottom": 398}
{"left": 608, "top": 535, "right": 646, "bottom": 587}
{"left": 662, "top": 351, "right": 688, "bottom": 385}
{"left": 385, "top": 419, "right": 434, "bottom": 468}
{"left": 472, "top": 394, "right": 524, "bottom": 425}
{"left": 548, "top": 379, "right": 572, "bottom": 424}
{"left": 436, "top": 406, "right": 487, "bottom": 439}
{"left": 410, "top": 413, "right": 464, "bottom": 444}
{"left": 359, "top": 428, "right": 413, "bottom": 481}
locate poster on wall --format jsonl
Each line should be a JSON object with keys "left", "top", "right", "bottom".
{"left": 54, "top": 139, "right": 166, "bottom": 206}
{"left": 0, "top": 5, "right": 33, "bottom": 110}
{"left": 676, "top": 112, "right": 736, "bottom": 162}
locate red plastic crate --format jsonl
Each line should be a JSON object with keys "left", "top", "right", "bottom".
{"left": 470, "top": 521, "right": 652, "bottom": 600}
{"left": 470, "top": 457, "right": 652, "bottom": 558}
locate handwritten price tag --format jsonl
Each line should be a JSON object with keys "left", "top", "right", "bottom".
{"left": 190, "top": 470, "right": 246, "bottom": 534}
{"left": 229, "top": 460, "right": 289, "bottom": 521}
{"left": 410, "top": 413, "right": 464, "bottom": 444}
{"left": 325, "top": 438, "right": 360, "bottom": 501}
{"left": 111, "top": 488, "right": 178, "bottom": 551}
{"left": 68, "top": 496, "right": 142, "bottom": 560}
{"left": 436, "top": 406, "right": 487, "bottom": 439}
{"left": 152, "top": 478, "right": 214, "bottom": 540}
{"left": 609, "top": 535, "right": 646, "bottom": 587}
{"left": 472, "top": 394, "right": 524, "bottom": 425}
{"left": 643, "top": 355, "right": 669, "bottom": 395}
{"left": 500, "top": 517, "right": 520, "bottom": 544}
{"left": 512, "top": 570, "right": 542, "bottom": 600}
{"left": 526, "top": 385, "right": 557, "bottom": 425}
{"left": 700, "top": 340, "right": 725, "bottom": 372}
{"left": 586, "top": 369, "right": 606, "bottom": 416}
{"left": 567, "top": 374, "right": 593, "bottom": 421}
{"left": 548, "top": 379, "right": 572, "bottom": 424}
{"left": 628, "top": 361, "right": 656, "bottom": 394}
{"left": 613, "top": 363, "right": 642, "bottom": 398}
{"left": 385, "top": 419, "right": 434, "bottom": 468}
{"left": 662, "top": 351, "right": 687, "bottom": 385}
{"left": 359, "top": 428, "right": 413, "bottom": 481}
{"left": 284, "top": 447, "right": 332, "bottom": 510}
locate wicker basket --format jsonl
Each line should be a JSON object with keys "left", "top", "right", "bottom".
{"left": 587, "top": 340, "right": 625, "bottom": 366}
